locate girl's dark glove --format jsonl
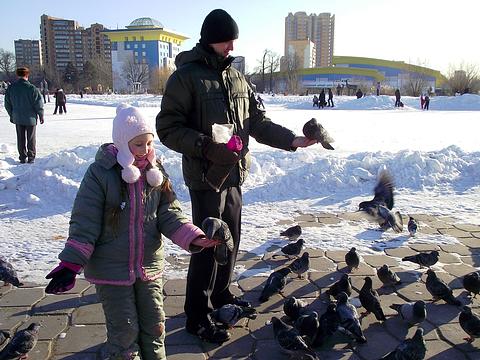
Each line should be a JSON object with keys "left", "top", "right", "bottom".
{"left": 45, "top": 261, "right": 82, "bottom": 294}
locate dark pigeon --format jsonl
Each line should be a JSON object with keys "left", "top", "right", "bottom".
{"left": 425, "top": 269, "right": 461, "bottom": 306}
{"left": 336, "top": 292, "right": 367, "bottom": 343}
{"left": 358, "top": 170, "right": 395, "bottom": 215}
{"left": 345, "top": 247, "right": 360, "bottom": 272}
{"left": 201, "top": 217, "right": 234, "bottom": 266}
{"left": 288, "top": 252, "right": 310, "bottom": 279}
{"left": 459, "top": 306, "right": 480, "bottom": 343}
{"left": 377, "top": 264, "right": 402, "bottom": 287}
{"left": 390, "top": 301, "right": 427, "bottom": 326}
{"left": 378, "top": 205, "right": 403, "bottom": 233}
{"left": 463, "top": 271, "right": 480, "bottom": 298}
{"left": 271, "top": 317, "right": 318, "bottom": 359}
{"left": 0, "top": 323, "right": 40, "bottom": 360}
{"left": 259, "top": 267, "right": 292, "bottom": 303}
{"left": 0, "top": 258, "right": 23, "bottom": 287}
{"left": 326, "top": 273, "right": 352, "bottom": 298}
{"left": 408, "top": 216, "right": 418, "bottom": 237}
{"left": 380, "top": 328, "right": 426, "bottom": 360}
{"left": 294, "top": 311, "right": 319, "bottom": 345}
{"left": 280, "top": 225, "right": 302, "bottom": 241}
{"left": 284, "top": 296, "right": 308, "bottom": 321}
{"left": 313, "top": 303, "right": 340, "bottom": 347}
{"left": 359, "top": 276, "right": 386, "bottom": 321}
{"left": 402, "top": 251, "right": 439, "bottom": 268}
{"left": 210, "top": 304, "right": 257, "bottom": 328}
{"left": 302, "top": 118, "right": 335, "bottom": 150}
{"left": 281, "top": 238, "right": 304, "bottom": 258}
{"left": 0, "top": 331, "right": 10, "bottom": 347}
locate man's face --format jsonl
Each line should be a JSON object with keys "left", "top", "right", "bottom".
{"left": 210, "top": 40, "right": 235, "bottom": 58}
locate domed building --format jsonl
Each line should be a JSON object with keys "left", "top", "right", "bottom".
{"left": 103, "top": 17, "right": 188, "bottom": 93}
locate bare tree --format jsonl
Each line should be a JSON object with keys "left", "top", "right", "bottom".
{"left": 284, "top": 53, "right": 300, "bottom": 94}
{"left": 402, "top": 60, "right": 431, "bottom": 96}
{"left": 446, "top": 62, "right": 479, "bottom": 95}
{"left": 150, "top": 67, "right": 174, "bottom": 94}
{"left": 0, "top": 49, "right": 16, "bottom": 81}
{"left": 254, "top": 49, "right": 269, "bottom": 92}
{"left": 266, "top": 51, "right": 280, "bottom": 93}
{"left": 89, "top": 57, "right": 113, "bottom": 91}
{"left": 122, "top": 59, "right": 149, "bottom": 92}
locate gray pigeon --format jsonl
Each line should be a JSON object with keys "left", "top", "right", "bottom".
{"left": 408, "top": 216, "right": 418, "bottom": 237}
{"left": 0, "top": 258, "right": 23, "bottom": 287}
{"left": 313, "top": 303, "right": 340, "bottom": 347}
{"left": 210, "top": 304, "right": 257, "bottom": 328}
{"left": 336, "top": 292, "right": 367, "bottom": 343}
{"left": 271, "top": 317, "right": 318, "bottom": 359}
{"left": 201, "top": 217, "right": 234, "bottom": 266}
{"left": 288, "top": 252, "right": 310, "bottom": 279}
{"left": 358, "top": 170, "right": 395, "bottom": 217}
{"left": 402, "top": 251, "right": 439, "bottom": 268}
{"left": 0, "top": 331, "right": 10, "bottom": 347}
{"left": 259, "top": 267, "right": 292, "bottom": 303}
{"left": 294, "top": 311, "right": 319, "bottom": 345}
{"left": 377, "top": 264, "right": 402, "bottom": 287}
{"left": 281, "top": 238, "right": 304, "bottom": 258}
{"left": 345, "top": 247, "right": 360, "bottom": 272}
{"left": 359, "top": 277, "right": 386, "bottom": 321}
{"left": 425, "top": 269, "right": 461, "bottom": 306}
{"left": 326, "top": 273, "right": 352, "bottom": 298}
{"left": 0, "top": 323, "right": 40, "bottom": 360}
{"left": 283, "top": 296, "right": 308, "bottom": 321}
{"left": 380, "top": 328, "right": 426, "bottom": 360}
{"left": 378, "top": 205, "right": 403, "bottom": 233}
{"left": 459, "top": 306, "right": 480, "bottom": 343}
{"left": 463, "top": 271, "right": 480, "bottom": 298}
{"left": 390, "top": 301, "right": 427, "bottom": 326}
{"left": 302, "top": 118, "right": 335, "bottom": 150}
{"left": 280, "top": 225, "right": 302, "bottom": 240}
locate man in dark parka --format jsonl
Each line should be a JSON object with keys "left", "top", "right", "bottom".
{"left": 156, "top": 9, "right": 315, "bottom": 344}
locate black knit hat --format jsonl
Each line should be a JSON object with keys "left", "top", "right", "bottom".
{"left": 200, "top": 9, "right": 239, "bottom": 45}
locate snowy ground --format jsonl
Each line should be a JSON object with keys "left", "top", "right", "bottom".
{"left": 1, "top": 93, "right": 479, "bottom": 284}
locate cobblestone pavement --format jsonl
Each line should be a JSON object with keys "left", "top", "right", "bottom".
{"left": 1, "top": 212, "right": 479, "bottom": 359}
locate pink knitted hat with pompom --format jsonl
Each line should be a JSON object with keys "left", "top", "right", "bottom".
{"left": 112, "top": 104, "right": 164, "bottom": 187}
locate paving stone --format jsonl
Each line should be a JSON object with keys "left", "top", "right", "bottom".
{"left": 384, "top": 247, "right": 417, "bottom": 258}
{"left": 440, "top": 243, "right": 478, "bottom": 256}
{"left": 324, "top": 250, "right": 347, "bottom": 263}
{"left": 424, "top": 339, "right": 468, "bottom": 359}
{"left": 52, "top": 353, "right": 98, "bottom": 359}
{"left": 165, "top": 317, "right": 202, "bottom": 346}
{"left": 411, "top": 214, "right": 439, "bottom": 222}
{"left": 425, "top": 303, "right": 462, "bottom": 326}
{"left": 459, "top": 237, "right": 480, "bottom": 248}
{"left": 203, "top": 328, "right": 253, "bottom": 358}
{"left": 29, "top": 315, "right": 68, "bottom": 340}
{"left": 337, "top": 212, "right": 366, "bottom": 222}
{"left": 437, "top": 322, "right": 480, "bottom": 352}
{"left": 238, "top": 276, "right": 267, "bottom": 293}
{"left": 363, "top": 254, "right": 400, "bottom": 267}
{"left": 237, "top": 251, "right": 263, "bottom": 262}
{"left": 164, "top": 295, "right": 186, "bottom": 318}
{"left": 0, "top": 287, "right": 44, "bottom": 307}
{"left": 384, "top": 315, "right": 438, "bottom": 341}
{"left": 71, "top": 303, "right": 105, "bottom": 325}
{"left": 409, "top": 243, "right": 440, "bottom": 252}
{"left": 418, "top": 225, "right": 441, "bottom": 235}
{"left": 349, "top": 274, "right": 384, "bottom": 292}
{"left": 309, "top": 256, "right": 336, "bottom": 272}
{"left": 306, "top": 248, "right": 325, "bottom": 258}
{"left": 166, "top": 344, "right": 206, "bottom": 360}
{"left": 454, "top": 224, "right": 480, "bottom": 232}
{"left": 444, "top": 263, "right": 477, "bottom": 279}
{"left": 337, "top": 262, "right": 376, "bottom": 276}
{"left": 32, "top": 293, "right": 82, "bottom": 315}
{"left": 316, "top": 217, "right": 342, "bottom": 225}
{"left": 276, "top": 219, "right": 294, "bottom": 226}
{"left": 294, "top": 214, "right": 317, "bottom": 222}
{"left": 53, "top": 324, "right": 106, "bottom": 354}
{"left": 62, "top": 278, "right": 91, "bottom": 295}
{"left": 356, "top": 322, "right": 399, "bottom": 359}
{"left": 439, "top": 228, "right": 472, "bottom": 238}
{"left": 0, "top": 306, "right": 30, "bottom": 329}
{"left": 438, "top": 251, "right": 463, "bottom": 264}
{"left": 163, "top": 279, "right": 187, "bottom": 296}
{"left": 247, "top": 312, "right": 277, "bottom": 340}
{"left": 282, "top": 278, "right": 319, "bottom": 298}
{"left": 315, "top": 211, "right": 339, "bottom": 219}
{"left": 251, "top": 339, "right": 300, "bottom": 360}
{"left": 459, "top": 255, "right": 480, "bottom": 268}
{"left": 261, "top": 252, "right": 291, "bottom": 268}
{"left": 299, "top": 221, "right": 324, "bottom": 229}
{"left": 28, "top": 340, "right": 52, "bottom": 360}
{"left": 244, "top": 290, "right": 284, "bottom": 314}
{"left": 396, "top": 281, "right": 431, "bottom": 302}
{"left": 309, "top": 271, "right": 346, "bottom": 291}
{"left": 316, "top": 349, "right": 361, "bottom": 360}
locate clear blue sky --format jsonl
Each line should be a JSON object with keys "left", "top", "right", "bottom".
{"left": 1, "top": 0, "right": 479, "bottom": 74}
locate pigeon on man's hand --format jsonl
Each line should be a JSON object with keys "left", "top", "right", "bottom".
{"left": 463, "top": 271, "right": 480, "bottom": 298}
{"left": 459, "top": 306, "right": 480, "bottom": 343}
{"left": 377, "top": 264, "right": 402, "bottom": 287}
{"left": 201, "top": 217, "right": 234, "bottom": 266}
{"left": 425, "top": 269, "right": 461, "bottom": 306}
{"left": 402, "top": 251, "right": 439, "bottom": 268}
{"left": 302, "top": 118, "right": 335, "bottom": 150}
{"left": 390, "top": 300, "right": 427, "bottom": 326}
{"left": 359, "top": 276, "right": 386, "bottom": 321}
{"left": 210, "top": 304, "right": 257, "bottom": 328}
{"left": 0, "top": 258, "right": 23, "bottom": 287}
{"left": 280, "top": 225, "right": 302, "bottom": 240}
{"left": 259, "top": 267, "right": 292, "bottom": 303}
{"left": 0, "top": 323, "right": 40, "bottom": 360}
{"left": 380, "top": 328, "right": 426, "bottom": 360}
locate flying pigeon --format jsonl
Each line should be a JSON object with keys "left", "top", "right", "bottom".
{"left": 0, "top": 258, "right": 23, "bottom": 287}
{"left": 283, "top": 296, "right": 308, "bottom": 321}
{"left": 463, "top": 271, "right": 480, "bottom": 298}
{"left": 390, "top": 300, "right": 427, "bottom": 326}
{"left": 336, "top": 292, "right": 367, "bottom": 343}
{"left": 377, "top": 264, "right": 402, "bottom": 287}
{"left": 326, "top": 273, "right": 352, "bottom": 298}
{"left": 294, "top": 311, "right": 320, "bottom": 344}
{"left": 313, "top": 303, "right": 340, "bottom": 347}
{"left": 281, "top": 238, "right": 304, "bottom": 258}
{"left": 380, "top": 328, "right": 426, "bottom": 360}
{"left": 459, "top": 306, "right": 480, "bottom": 343}
{"left": 0, "top": 323, "right": 40, "bottom": 360}
{"left": 259, "top": 267, "right": 292, "bottom": 303}
{"left": 280, "top": 225, "right": 302, "bottom": 240}
{"left": 378, "top": 205, "right": 403, "bottom": 233}
{"left": 288, "top": 252, "right": 310, "bottom": 279}
{"left": 408, "top": 216, "right": 418, "bottom": 237}
{"left": 345, "top": 247, "right": 360, "bottom": 272}
{"left": 302, "top": 118, "right": 335, "bottom": 150}
{"left": 425, "top": 269, "right": 461, "bottom": 306}
{"left": 359, "top": 277, "right": 386, "bottom": 321}
{"left": 271, "top": 316, "right": 318, "bottom": 359}
{"left": 201, "top": 217, "right": 234, "bottom": 266}
{"left": 358, "top": 170, "right": 394, "bottom": 217}
{"left": 402, "top": 251, "right": 439, "bottom": 268}
{"left": 210, "top": 304, "right": 257, "bottom": 328}
{"left": 0, "top": 331, "right": 10, "bottom": 347}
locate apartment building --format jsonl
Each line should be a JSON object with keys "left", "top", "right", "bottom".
{"left": 14, "top": 39, "right": 42, "bottom": 75}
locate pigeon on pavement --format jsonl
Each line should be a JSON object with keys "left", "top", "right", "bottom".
{"left": 425, "top": 269, "right": 461, "bottom": 306}
{"left": 283, "top": 296, "right": 308, "bottom": 321}
{"left": 294, "top": 311, "right": 319, "bottom": 345}
{"left": 336, "top": 292, "right": 367, "bottom": 343}
{"left": 259, "top": 267, "right": 292, "bottom": 303}
{"left": 459, "top": 306, "right": 480, "bottom": 343}
{"left": 281, "top": 238, "right": 304, "bottom": 258}
{"left": 359, "top": 276, "right": 386, "bottom": 321}
{"left": 390, "top": 301, "right": 427, "bottom": 326}
{"left": 408, "top": 216, "right": 418, "bottom": 237}
{"left": 271, "top": 317, "right": 318, "bottom": 359}
{"left": 402, "top": 251, "right": 439, "bottom": 268}
{"left": 210, "top": 304, "right": 257, "bottom": 328}
{"left": 377, "top": 264, "right": 402, "bottom": 287}
{"left": 0, "top": 323, "right": 40, "bottom": 360}
{"left": 313, "top": 303, "right": 340, "bottom": 347}
{"left": 380, "top": 328, "right": 426, "bottom": 360}
{"left": 302, "top": 118, "right": 335, "bottom": 150}
{"left": 345, "top": 247, "right": 360, "bottom": 272}
{"left": 326, "top": 273, "right": 352, "bottom": 298}
{"left": 0, "top": 258, "right": 23, "bottom": 287}
{"left": 288, "top": 252, "right": 310, "bottom": 279}
{"left": 280, "top": 225, "right": 302, "bottom": 241}
{"left": 463, "top": 271, "right": 480, "bottom": 298}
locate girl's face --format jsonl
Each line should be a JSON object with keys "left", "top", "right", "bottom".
{"left": 128, "top": 133, "right": 154, "bottom": 159}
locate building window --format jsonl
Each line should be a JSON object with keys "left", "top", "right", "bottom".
{"left": 134, "top": 44, "right": 138, "bottom": 49}
{"left": 142, "top": 51, "right": 146, "bottom": 56}
{"left": 134, "top": 51, "right": 138, "bottom": 56}
{"left": 126, "top": 44, "right": 130, "bottom": 49}
{"left": 124, "top": 36, "right": 128, "bottom": 41}
{"left": 142, "top": 43, "right": 146, "bottom": 48}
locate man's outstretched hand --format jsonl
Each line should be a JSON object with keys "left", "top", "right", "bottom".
{"left": 291, "top": 136, "right": 318, "bottom": 148}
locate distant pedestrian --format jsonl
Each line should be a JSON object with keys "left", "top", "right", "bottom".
{"left": 336, "top": 84, "right": 342, "bottom": 96}
{"left": 312, "top": 94, "right": 318, "bottom": 107}
{"left": 356, "top": 88, "right": 363, "bottom": 99}
{"left": 4, "top": 67, "right": 44, "bottom": 164}
{"left": 424, "top": 95, "right": 430, "bottom": 110}
{"left": 376, "top": 82, "right": 380, "bottom": 96}
{"left": 80, "top": 89, "right": 84, "bottom": 99}
{"left": 420, "top": 95, "right": 425, "bottom": 109}
{"left": 256, "top": 95, "right": 265, "bottom": 109}
{"left": 327, "top": 88, "right": 334, "bottom": 107}
{"left": 319, "top": 89, "right": 326, "bottom": 108}
{"left": 394, "top": 88, "right": 401, "bottom": 107}
{"left": 40, "top": 79, "right": 50, "bottom": 103}
{"left": 53, "top": 89, "right": 67, "bottom": 114}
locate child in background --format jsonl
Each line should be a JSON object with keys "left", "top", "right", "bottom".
{"left": 45, "top": 104, "right": 221, "bottom": 360}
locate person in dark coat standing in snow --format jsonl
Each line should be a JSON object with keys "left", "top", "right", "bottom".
{"left": 53, "top": 88, "right": 67, "bottom": 114}
{"left": 327, "top": 88, "right": 334, "bottom": 107}
{"left": 356, "top": 88, "right": 363, "bottom": 99}
{"left": 424, "top": 94, "right": 430, "bottom": 110}
{"left": 395, "top": 88, "right": 401, "bottom": 107}
{"left": 256, "top": 94, "right": 265, "bottom": 109}
{"left": 319, "top": 89, "right": 326, "bottom": 108}
{"left": 156, "top": 8, "right": 316, "bottom": 344}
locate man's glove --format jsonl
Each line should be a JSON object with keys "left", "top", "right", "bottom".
{"left": 45, "top": 261, "right": 82, "bottom": 294}
{"left": 39, "top": 115, "right": 44, "bottom": 125}
{"left": 202, "top": 138, "right": 239, "bottom": 165}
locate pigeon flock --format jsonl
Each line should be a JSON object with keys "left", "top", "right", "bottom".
{"left": 253, "top": 167, "right": 480, "bottom": 358}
